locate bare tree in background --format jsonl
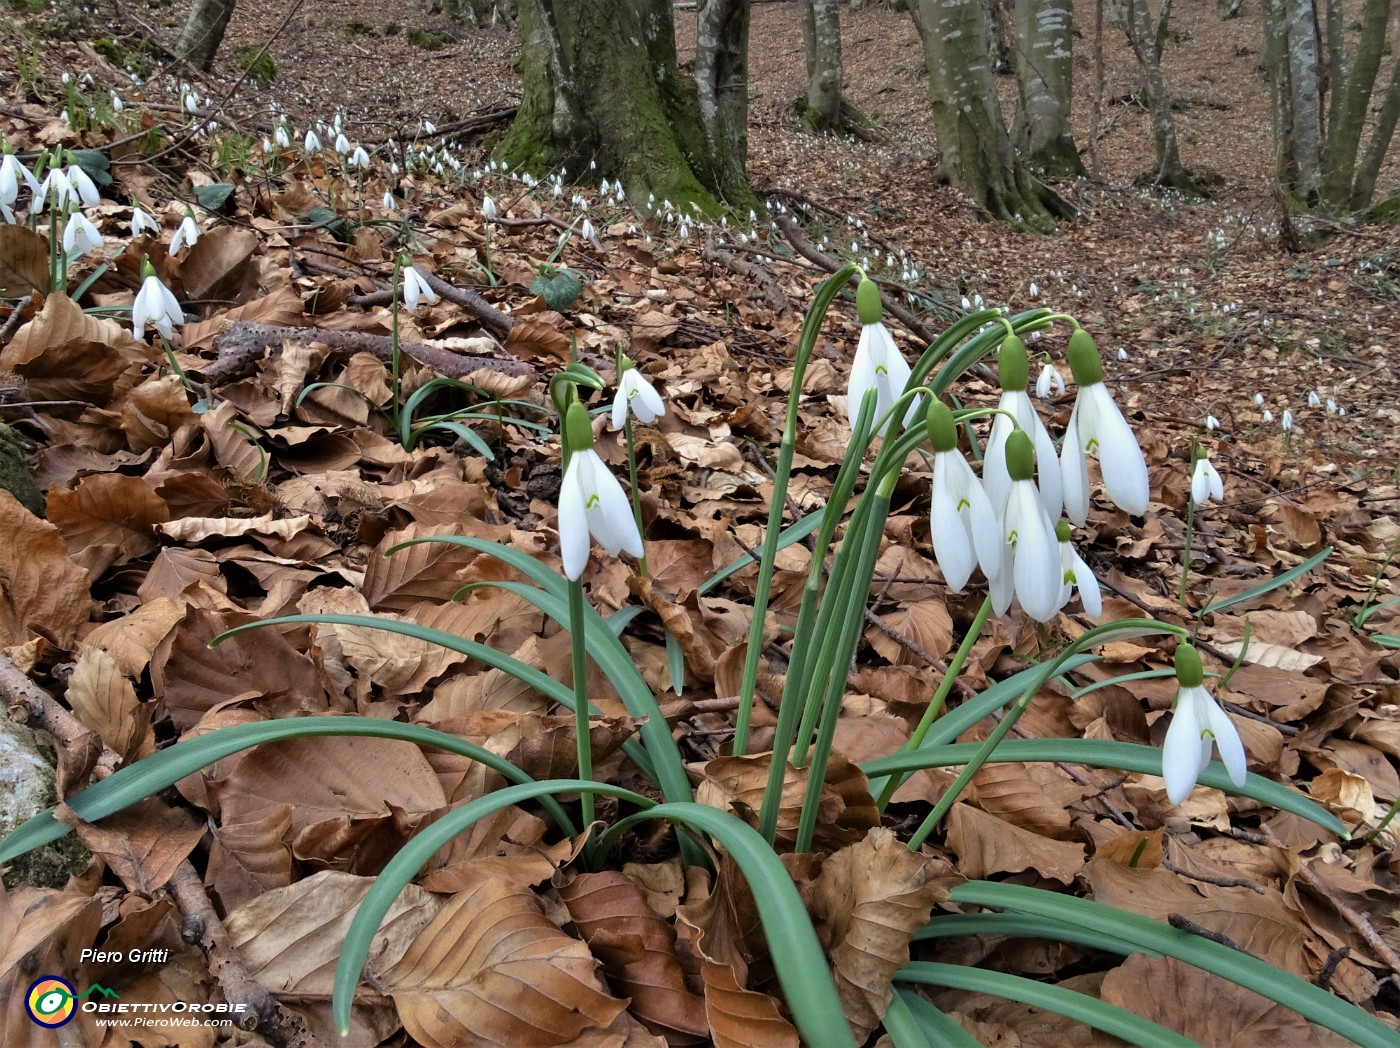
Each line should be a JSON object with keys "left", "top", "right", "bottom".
{"left": 914, "top": 0, "right": 1074, "bottom": 230}
{"left": 798, "top": 0, "right": 845, "bottom": 132}
{"left": 1013, "top": 0, "right": 1085, "bottom": 175}
{"left": 1121, "top": 0, "right": 1197, "bottom": 193}
{"left": 1264, "top": 0, "right": 1400, "bottom": 213}
{"left": 498, "top": 0, "right": 753, "bottom": 210}
{"left": 177, "top": 0, "right": 237, "bottom": 71}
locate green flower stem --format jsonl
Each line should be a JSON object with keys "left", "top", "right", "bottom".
{"left": 567, "top": 577, "right": 594, "bottom": 828}
{"left": 755, "top": 388, "right": 877, "bottom": 844}
{"left": 794, "top": 480, "right": 892, "bottom": 854}
{"left": 906, "top": 619, "right": 1184, "bottom": 851}
{"left": 388, "top": 257, "right": 404, "bottom": 437}
{"left": 623, "top": 415, "right": 649, "bottom": 578}
{"left": 733, "top": 263, "right": 859, "bottom": 757}
{"left": 872, "top": 594, "right": 993, "bottom": 810}
{"left": 1179, "top": 494, "right": 1197, "bottom": 605}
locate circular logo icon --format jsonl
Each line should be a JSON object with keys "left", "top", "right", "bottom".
{"left": 26, "top": 976, "right": 77, "bottom": 1028}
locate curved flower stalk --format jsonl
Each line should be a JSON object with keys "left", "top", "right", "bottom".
{"left": 131, "top": 258, "right": 184, "bottom": 341}
{"left": 1061, "top": 328, "right": 1150, "bottom": 525}
{"left": 559, "top": 401, "right": 643, "bottom": 581}
{"left": 926, "top": 400, "right": 1001, "bottom": 591}
{"left": 847, "top": 277, "right": 917, "bottom": 437}
{"left": 611, "top": 357, "right": 666, "bottom": 430}
{"left": 990, "top": 430, "right": 1063, "bottom": 621}
{"left": 1162, "top": 643, "right": 1246, "bottom": 804}
{"left": 985, "top": 334, "right": 1062, "bottom": 519}
{"left": 1056, "top": 520, "right": 1101, "bottom": 619}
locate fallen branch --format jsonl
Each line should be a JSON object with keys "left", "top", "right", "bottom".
{"left": 703, "top": 234, "right": 789, "bottom": 314}
{"left": 200, "top": 322, "right": 534, "bottom": 388}
{"left": 0, "top": 653, "right": 325, "bottom": 1048}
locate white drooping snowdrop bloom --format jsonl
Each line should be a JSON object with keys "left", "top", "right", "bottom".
{"left": 990, "top": 430, "right": 1064, "bottom": 622}
{"left": 1055, "top": 520, "right": 1101, "bottom": 619}
{"left": 1162, "top": 643, "right": 1247, "bottom": 804}
{"left": 926, "top": 401, "right": 1001, "bottom": 592}
{"left": 400, "top": 262, "right": 438, "bottom": 311}
{"left": 130, "top": 206, "right": 160, "bottom": 238}
{"left": 1190, "top": 455, "right": 1224, "bottom": 508}
{"left": 131, "top": 260, "right": 184, "bottom": 341}
{"left": 847, "top": 277, "right": 917, "bottom": 437}
{"left": 482, "top": 195, "right": 497, "bottom": 221}
{"left": 62, "top": 211, "right": 103, "bottom": 257}
{"left": 985, "top": 335, "right": 1062, "bottom": 521}
{"left": 1061, "top": 328, "right": 1150, "bottom": 525}
{"left": 611, "top": 360, "right": 666, "bottom": 430}
{"left": 169, "top": 210, "right": 200, "bottom": 256}
{"left": 1034, "top": 361, "right": 1065, "bottom": 400}
{"left": 558, "top": 402, "right": 643, "bottom": 581}
{"left": 304, "top": 128, "right": 322, "bottom": 152}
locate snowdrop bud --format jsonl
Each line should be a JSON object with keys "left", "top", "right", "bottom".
{"left": 1307, "top": 390, "right": 1321, "bottom": 407}
{"left": 1262, "top": 409, "right": 1274, "bottom": 423}
{"left": 1282, "top": 409, "right": 1294, "bottom": 432}
{"left": 1028, "top": 281, "right": 1039, "bottom": 298}
{"left": 482, "top": 195, "right": 496, "bottom": 221}
{"left": 1117, "top": 347, "right": 1129, "bottom": 361}
{"left": 382, "top": 191, "right": 396, "bottom": 210}
{"left": 581, "top": 218, "right": 595, "bottom": 241}
{"left": 1252, "top": 392, "right": 1264, "bottom": 406}
{"left": 1325, "top": 398, "right": 1338, "bottom": 414}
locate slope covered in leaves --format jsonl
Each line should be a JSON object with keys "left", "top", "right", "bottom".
{"left": 1, "top": 4, "right": 1399, "bottom": 1048}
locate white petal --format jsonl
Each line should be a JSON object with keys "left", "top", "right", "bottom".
{"left": 1191, "top": 459, "right": 1212, "bottom": 506}
{"left": 1162, "top": 693, "right": 1206, "bottom": 804}
{"left": 982, "top": 403, "right": 1016, "bottom": 512}
{"left": 1203, "top": 699, "right": 1248, "bottom": 786}
{"left": 578, "top": 452, "right": 643, "bottom": 558}
{"left": 1029, "top": 407, "right": 1063, "bottom": 520}
{"left": 1070, "top": 548, "right": 1101, "bottom": 618}
{"left": 930, "top": 459, "right": 975, "bottom": 591}
{"left": 1008, "top": 484, "right": 1062, "bottom": 621}
{"left": 1060, "top": 406, "right": 1090, "bottom": 526}
{"left": 558, "top": 454, "right": 592, "bottom": 580}
{"left": 1084, "top": 384, "right": 1149, "bottom": 515}
{"left": 959, "top": 462, "right": 1002, "bottom": 581}
{"left": 630, "top": 375, "right": 665, "bottom": 422}
{"left": 989, "top": 551, "right": 1014, "bottom": 616}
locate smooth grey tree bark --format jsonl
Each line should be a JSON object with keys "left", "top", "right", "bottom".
{"left": 915, "top": 0, "right": 1074, "bottom": 231}
{"left": 798, "top": 0, "right": 844, "bottom": 132}
{"left": 1122, "top": 0, "right": 1197, "bottom": 192}
{"left": 497, "top": 0, "right": 754, "bottom": 211}
{"left": 1263, "top": 0, "right": 1398, "bottom": 211}
{"left": 1013, "top": 0, "right": 1085, "bottom": 175}
{"left": 176, "top": 0, "right": 237, "bottom": 71}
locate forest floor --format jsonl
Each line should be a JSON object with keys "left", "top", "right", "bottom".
{"left": 1, "top": 0, "right": 1399, "bottom": 1046}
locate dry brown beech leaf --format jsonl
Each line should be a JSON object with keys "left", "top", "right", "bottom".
{"left": 0, "top": 490, "right": 92, "bottom": 648}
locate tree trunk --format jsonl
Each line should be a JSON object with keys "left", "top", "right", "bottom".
{"left": 1351, "top": 48, "right": 1400, "bottom": 210}
{"left": 1320, "top": 0, "right": 1391, "bottom": 207}
{"left": 798, "top": 0, "right": 844, "bottom": 132}
{"left": 1122, "top": 0, "right": 1198, "bottom": 192}
{"left": 915, "top": 0, "right": 1074, "bottom": 231}
{"left": 498, "top": 0, "right": 753, "bottom": 211}
{"left": 176, "top": 0, "right": 237, "bottom": 71}
{"left": 1014, "top": 0, "right": 1086, "bottom": 175}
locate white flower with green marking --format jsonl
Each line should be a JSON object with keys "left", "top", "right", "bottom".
{"left": 1162, "top": 644, "right": 1246, "bottom": 804}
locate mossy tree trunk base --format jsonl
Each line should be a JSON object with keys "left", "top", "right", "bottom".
{"left": 498, "top": 0, "right": 752, "bottom": 214}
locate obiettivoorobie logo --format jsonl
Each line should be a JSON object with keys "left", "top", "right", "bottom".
{"left": 25, "top": 977, "right": 119, "bottom": 1028}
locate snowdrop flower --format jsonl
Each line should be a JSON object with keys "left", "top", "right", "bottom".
{"left": 1307, "top": 390, "right": 1322, "bottom": 408}
{"left": 400, "top": 261, "right": 438, "bottom": 311}
{"left": 169, "top": 210, "right": 200, "bottom": 255}
{"left": 847, "top": 278, "right": 917, "bottom": 437}
{"left": 926, "top": 401, "right": 1001, "bottom": 591}
{"left": 0, "top": 151, "right": 39, "bottom": 221}
{"left": 1204, "top": 414, "right": 1220, "bottom": 431}
{"left": 1028, "top": 281, "right": 1039, "bottom": 299}
{"left": 1252, "top": 392, "right": 1264, "bottom": 407}
{"left": 1190, "top": 454, "right": 1224, "bottom": 507}
{"left": 1282, "top": 409, "right": 1295, "bottom": 432}
{"left": 482, "top": 195, "right": 497, "bottom": 221}
{"left": 1034, "top": 361, "right": 1065, "bottom": 400}
{"left": 422, "top": 120, "right": 436, "bottom": 134}
{"left": 1117, "top": 347, "right": 1129, "bottom": 361}
{"left": 1061, "top": 329, "right": 1150, "bottom": 525}
{"left": 990, "top": 430, "right": 1064, "bottom": 621}
{"left": 131, "top": 259, "right": 184, "bottom": 340}
{"left": 37, "top": 166, "right": 73, "bottom": 212}
{"left": 985, "top": 336, "right": 1062, "bottom": 520}
{"left": 382, "top": 191, "right": 396, "bottom": 210}
{"left": 65, "top": 162, "right": 101, "bottom": 208}
{"left": 62, "top": 211, "right": 103, "bottom": 257}
{"left": 615, "top": 185, "right": 625, "bottom": 202}
{"left": 111, "top": 93, "right": 123, "bottom": 113}
{"left": 581, "top": 217, "right": 595, "bottom": 242}
{"left": 611, "top": 357, "right": 666, "bottom": 429}
{"left": 559, "top": 401, "right": 643, "bottom": 580}
{"left": 1326, "top": 398, "right": 1338, "bottom": 414}
{"left": 349, "top": 145, "right": 370, "bottom": 170}
{"left": 304, "top": 128, "right": 322, "bottom": 151}
{"left": 130, "top": 206, "right": 159, "bottom": 238}
{"left": 1055, "top": 520, "right": 1101, "bottom": 619}
{"left": 1162, "top": 643, "right": 1246, "bottom": 804}
{"left": 274, "top": 124, "right": 291, "bottom": 149}
{"left": 1262, "top": 409, "right": 1274, "bottom": 424}
{"left": 333, "top": 132, "right": 351, "bottom": 155}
